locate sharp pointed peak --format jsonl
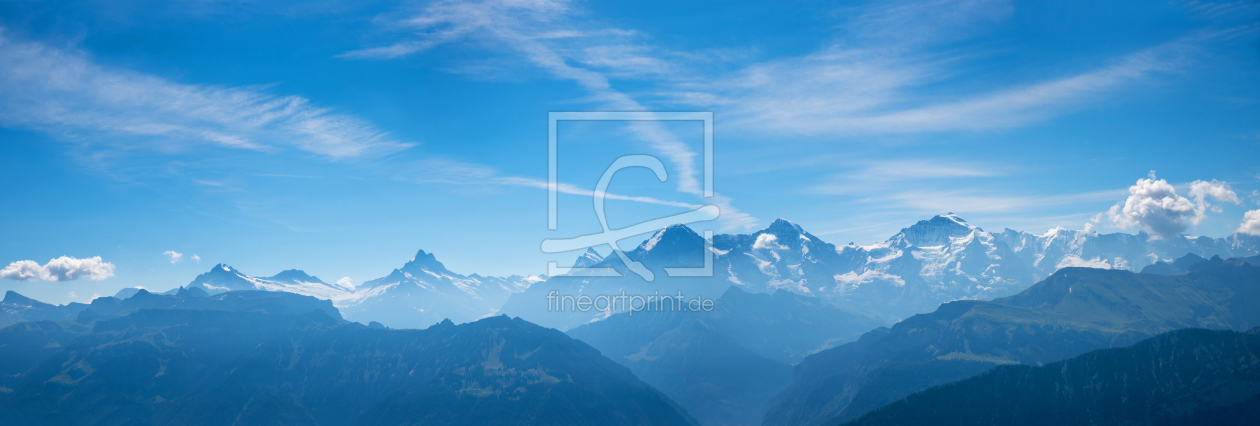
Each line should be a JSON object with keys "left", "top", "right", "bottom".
{"left": 938, "top": 212, "right": 972, "bottom": 224}
{"left": 637, "top": 224, "right": 704, "bottom": 252}
{"left": 762, "top": 217, "right": 807, "bottom": 234}
{"left": 404, "top": 248, "right": 450, "bottom": 273}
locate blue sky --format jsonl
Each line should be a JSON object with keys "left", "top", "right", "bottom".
{"left": 2, "top": 0, "right": 1259, "bottom": 304}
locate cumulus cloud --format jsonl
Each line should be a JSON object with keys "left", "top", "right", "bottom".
{"left": 192, "top": 254, "right": 201, "bottom": 263}
{"left": 1106, "top": 172, "right": 1239, "bottom": 240}
{"left": 1083, "top": 213, "right": 1103, "bottom": 234}
{"left": 164, "top": 250, "right": 184, "bottom": 264}
{"left": 1239, "top": 210, "right": 1260, "bottom": 236}
{"left": 0, "top": 260, "right": 44, "bottom": 281}
{"left": 1, "top": 256, "right": 116, "bottom": 281}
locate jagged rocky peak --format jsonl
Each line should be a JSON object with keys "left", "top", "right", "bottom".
{"left": 573, "top": 247, "right": 605, "bottom": 268}
{"left": 175, "top": 286, "right": 210, "bottom": 298}
{"left": 401, "top": 249, "right": 451, "bottom": 274}
{"left": 756, "top": 218, "right": 806, "bottom": 240}
{"left": 895, "top": 213, "right": 980, "bottom": 247}
{"left": 269, "top": 269, "right": 325, "bottom": 284}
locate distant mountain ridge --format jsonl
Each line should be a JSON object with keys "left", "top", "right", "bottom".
{"left": 180, "top": 251, "right": 543, "bottom": 329}
{"left": 567, "top": 287, "right": 887, "bottom": 426}
{"left": 0, "top": 291, "right": 89, "bottom": 329}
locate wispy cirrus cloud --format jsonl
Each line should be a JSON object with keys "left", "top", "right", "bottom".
{"left": 0, "top": 29, "right": 412, "bottom": 160}
{"left": 667, "top": 5, "right": 1214, "bottom": 137}
{"left": 395, "top": 157, "right": 707, "bottom": 209}
{"left": 341, "top": 0, "right": 757, "bottom": 230}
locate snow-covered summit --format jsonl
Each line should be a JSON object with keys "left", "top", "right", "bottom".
{"left": 891, "top": 213, "right": 979, "bottom": 247}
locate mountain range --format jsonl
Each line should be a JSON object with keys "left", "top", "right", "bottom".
{"left": 3, "top": 214, "right": 1260, "bottom": 425}
{"left": 181, "top": 251, "right": 543, "bottom": 329}
{"left": 503, "top": 215, "right": 1260, "bottom": 329}
{"left": 10, "top": 214, "right": 1258, "bottom": 335}
{"left": 762, "top": 256, "right": 1260, "bottom": 426}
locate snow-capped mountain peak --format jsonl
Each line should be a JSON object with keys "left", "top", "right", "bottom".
{"left": 762, "top": 218, "right": 806, "bottom": 238}
{"left": 634, "top": 224, "right": 705, "bottom": 254}
{"left": 892, "top": 214, "right": 980, "bottom": 247}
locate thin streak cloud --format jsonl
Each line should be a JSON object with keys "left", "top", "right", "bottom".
{"left": 0, "top": 30, "right": 413, "bottom": 160}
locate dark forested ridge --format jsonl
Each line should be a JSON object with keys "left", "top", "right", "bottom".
{"left": 840, "top": 327, "right": 1260, "bottom": 426}
{"left": 0, "top": 294, "right": 696, "bottom": 425}
{"left": 763, "top": 258, "right": 1260, "bottom": 426}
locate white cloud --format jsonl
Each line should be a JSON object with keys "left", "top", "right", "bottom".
{"left": 1083, "top": 213, "right": 1103, "bottom": 234}
{"left": 1106, "top": 172, "right": 1238, "bottom": 240}
{"left": 752, "top": 234, "right": 787, "bottom": 250}
{"left": 192, "top": 254, "right": 201, "bottom": 263}
{"left": 336, "top": 277, "right": 356, "bottom": 289}
{"left": 1239, "top": 210, "right": 1260, "bottom": 236}
{"left": 0, "top": 31, "right": 412, "bottom": 160}
{"left": 164, "top": 250, "right": 184, "bottom": 264}
{"left": 1055, "top": 256, "right": 1112, "bottom": 270}
{"left": 0, "top": 260, "right": 44, "bottom": 281}
{"left": 2, "top": 256, "right": 116, "bottom": 281}
{"left": 832, "top": 270, "right": 906, "bottom": 295}
{"left": 1188, "top": 179, "right": 1241, "bottom": 213}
